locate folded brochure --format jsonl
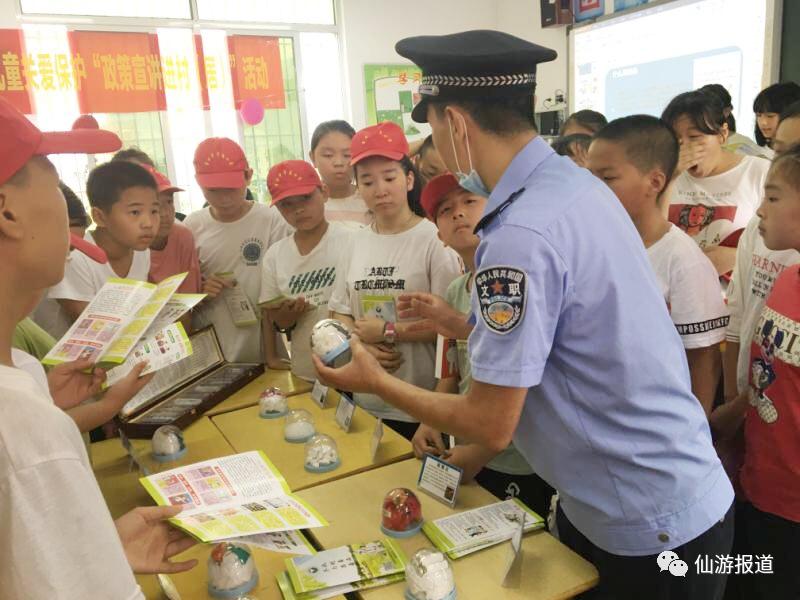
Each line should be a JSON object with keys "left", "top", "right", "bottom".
{"left": 422, "top": 498, "right": 544, "bottom": 559}
{"left": 277, "top": 571, "right": 405, "bottom": 600}
{"left": 139, "top": 451, "right": 327, "bottom": 542}
{"left": 282, "top": 539, "right": 406, "bottom": 598}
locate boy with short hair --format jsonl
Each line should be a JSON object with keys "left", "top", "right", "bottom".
{"left": 0, "top": 97, "right": 197, "bottom": 597}
{"left": 143, "top": 166, "right": 201, "bottom": 294}
{"left": 587, "top": 115, "right": 729, "bottom": 414}
{"left": 185, "top": 138, "right": 291, "bottom": 363}
{"left": 35, "top": 161, "right": 159, "bottom": 338}
{"left": 259, "top": 160, "right": 351, "bottom": 381}
{"left": 413, "top": 135, "right": 447, "bottom": 185}
{"left": 411, "top": 173, "right": 554, "bottom": 518}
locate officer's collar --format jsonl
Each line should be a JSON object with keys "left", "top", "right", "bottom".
{"left": 484, "top": 136, "right": 554, "bottom": 218}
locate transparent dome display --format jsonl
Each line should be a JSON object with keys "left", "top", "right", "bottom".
{"left": 405, "top": 548, "right": 456, "bottom": 600}
{"left": 310, "top": 318, "right": 352, "bottom": 367}
{"left": 381, "top": 487, "right": 423, "bottom": 537}
{"left": 304, "top": 433, "right": 340, "bottom": 473}
{"left": 207, "top": 542, "right": 258, "bottom": 598}
{"left": 284, "top": 408, "right": 316, "bottom": 443}
{"left": 259, "top": 386, "right": 288, "bottom": 419}
{"left": 151, "top": 425, "right": 187, "bottom": 462}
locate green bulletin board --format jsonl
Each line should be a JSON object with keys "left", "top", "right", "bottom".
{"left": 363, "top": 64, "right": 431, "bottom": 141}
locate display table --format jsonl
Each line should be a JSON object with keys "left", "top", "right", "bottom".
{"left": 297, "top": 459, "right": 599, "bottom": 600}
{"left": 205, "top": 370, "right": 313, "bottom": 417}
{"left": 212, "top": 392, "right": 413, "bottom": 491}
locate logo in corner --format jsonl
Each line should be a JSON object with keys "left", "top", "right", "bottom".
{"left": 475, "top": 266, "right": 526, "bottom": 334}
{"left": 240, "top": 237, "right": 264, "bottom": 266}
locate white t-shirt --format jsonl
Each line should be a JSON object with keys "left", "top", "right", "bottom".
{"left": 324, "top": 192, "right": 371, "bottom": 230}
{"left": 259, "top": 223, "right": 352, "bottom": 382}
{"left": 185, "top": 202, "right": 292, "bottom": 363}
{"left": 669, "top": 155, "right": 770, "bottom": 249}
{"left": 0, "top": 360, "right": 142, "bottom": 599}
{"left": 33, "top": 230, "right": 150, "bottom": 339}
{"left": 328, "top": 219, "right": 462, "bottom": 421}
{"left": 726, "top": 215, "right": 800, "bottom": 393}
{"left": 646, "top": 225, "right": 729, "bottom": 349}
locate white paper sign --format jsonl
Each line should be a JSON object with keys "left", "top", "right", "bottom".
{"left": 417, "top": 453, "right": 463, "bottom": 507}
{"left": 311, "top": 380, "right": 329, "bottom": 409}
{"left": 370, "top": 418, "right": 384, "bottom": 462}
{"left": 334, "top": 391, "right": 356, "bottom": 432}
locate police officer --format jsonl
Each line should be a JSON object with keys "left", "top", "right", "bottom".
{"left": 315, "top": 30, "right": 734, "bottom": 600}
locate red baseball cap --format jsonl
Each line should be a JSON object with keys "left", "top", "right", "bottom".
{"left": 69, "top": 233, "right": 108, "bottom": 264}
{"left": 143, "top": 165, "right": 184, "bottom": 194}
{"left": 421, "top": 173, "right": 462, "bottom": 220}
{"left": 350, "top": 122, "right": 409, "bottom": 165}
{"left": 0, "top": 97, "right": 122, "bottom": 187}
{"left": 72, "top": 114, "right": 99, "bottom": 130}
{"left": 267, "top": 160, "right": 322, "bottom": 206}
{"left": 194, "top": 137, "right": 249, "bottom": 189}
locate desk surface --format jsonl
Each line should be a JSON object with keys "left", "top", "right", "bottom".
{"left": 297, "top": 459, "right": 599, "bottom": 600}
{"left": 205, "top": 370, "right": 313, "bottom": 417}
{"left": 212, "top": 392, "right": 413, "bottom": 491}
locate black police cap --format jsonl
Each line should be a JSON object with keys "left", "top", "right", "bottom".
{"left": 395, "top": 30, "right": 557, "bottom": 123}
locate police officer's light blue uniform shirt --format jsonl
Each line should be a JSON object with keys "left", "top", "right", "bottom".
{"left": 468, "top": 136, "right": 733, "bottom": 556}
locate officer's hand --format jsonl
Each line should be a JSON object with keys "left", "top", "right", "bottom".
{"left": 397, "top": 292, "right": 473, "bottom": 340}
{"left": 313, "top": 335, "right": 384, "bottom": 393}
{"left": 412, "top": 424, "right": 447, "bottom": 459}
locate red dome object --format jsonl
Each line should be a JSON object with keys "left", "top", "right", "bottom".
{"left": 381, "top": 487, "right": 423, "bottom": 537}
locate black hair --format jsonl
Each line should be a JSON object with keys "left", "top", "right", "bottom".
{"left": 662, "top": 90, "right": 727, "bottom": 137}
{"left": 59, "top": 181, "right": 90, "bottom": 227}
{"left": 354, "top": 155, "right": 424, "bottom": 217}
{"left": 430, "top": 92, "right": 537, "bottom": 136}
{"left": 753, "top": 83, "right": 800, "bottom": 146}
{"left": 418, "top": 135, "right": 435, "bottom": 156}
{"left": 561, "top": 109, "right": 607, "bottom": 135}
{"left": 698, "top": 83, "right": 736, "bottom": 132}
{"left": 595, "top": 115, "right": 679, "bottom": 187}
{"left": 770, "top": 143, "right": 800, "bottom": 190}
{"left": 111, "top": 147, "right": 156, "bottom": 168}
{"left": 780, "top": 100, "right": 800, "bottom": 124}
{"left": 552, "top": 133, "right": 592, "bottom": 159}
{"left": 310, "top": 120, "right": 356, "bottom": 154}
{"left": 86, "top": 161, "right": 158, "bottom": 211}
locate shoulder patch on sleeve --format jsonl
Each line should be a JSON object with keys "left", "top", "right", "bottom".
{"left": 475, "top": 266, "right": 527, "bottom": 334}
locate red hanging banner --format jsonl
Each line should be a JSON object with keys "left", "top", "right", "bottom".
{"left": 0, "top": 29, "right": 33, "bottom": 114}
{"left": 68, "top": 30, "right": 166, "bottom": 114}
{"left": 227, "top": 35, "right": 285, "bottom": 110}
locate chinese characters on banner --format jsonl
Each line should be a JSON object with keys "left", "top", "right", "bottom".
{"left": 0, "top": 29, "right": 286, "bottom": 114}
{"left": 227, "top": 35, "right": 285, "bottom": 110}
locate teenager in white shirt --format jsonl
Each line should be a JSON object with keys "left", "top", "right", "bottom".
{"left": 662, "top": 91, "right": 770, "bottom": 276}
{"left": 35, "top": 162, "right": 157, "bottom": 339}
{"left": 587, "top": 115, "right": 728, "bottom": 415}
{"left": 328, "top": 122, "right": 461, "bottom": 438}
{"left": 309, "top": 120, "right": 371, "bottom": 228}
{"left": 0, "top": 98, "right": 198, "bottom": 599}
{"left": 260, "top": 160, "right": 351, "bottom": 381}
{"left": 186, "top": 137, "right": 291, "bottom": 364}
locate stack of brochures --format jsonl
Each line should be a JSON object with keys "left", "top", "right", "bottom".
{"left": 276, "top": 539, "right": 407, "bottom": 600}
{"left": 422, "top": 499, "right": 544, "bottom": 559}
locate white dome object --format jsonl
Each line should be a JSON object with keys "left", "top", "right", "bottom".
{"left": 151, "top": 425, "right": 187, "bottom": 462}
{"left": 259, "top": 387, "right": 288, "bottom": 418}
{"left": 207, "top": 542, "right": 258, "bottom": 598}
{"left": 405, "top": 548, "right": 456, "bottom": 600}
{"left": 310, "top": 319, "right": 351, "bottom": 366}
{"left": 284, "top": 408, "right": 316, "bottom": 443}
{"left": 304, "top": 433, "right": 340, "bottom": 473}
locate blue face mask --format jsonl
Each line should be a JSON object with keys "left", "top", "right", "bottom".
{"left": 448, "top": 117, "right": 490, "bottom": 198}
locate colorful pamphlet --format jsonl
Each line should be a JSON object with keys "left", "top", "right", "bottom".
{"left": 360, "top": 294, "right": 397, "bottom": 322}
{"left": 104, "top": 323, "right": 192, "bottom": 387}
{"left": 217, "top": 271, "right": 259, "bottom": 327}
{"left": 422, "top": 498, "right": 544, "bottom": 559}
{"left": 139, "top": 451, "right": 328, "bottom": 542}
{"left": 434, "top": 334, "right": 459, "bottom": 380}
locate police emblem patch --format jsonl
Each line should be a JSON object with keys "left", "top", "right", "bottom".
{"left": 475, "top": 266, "right": 526, "bottom": 334}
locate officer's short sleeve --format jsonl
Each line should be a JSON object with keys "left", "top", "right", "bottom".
{"left": 468, "top": 228, "right": 568, "bottom": 389}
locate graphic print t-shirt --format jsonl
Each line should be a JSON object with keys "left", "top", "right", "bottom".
{"left": 669, "top": 155, "right": 770, "bottom": 249}
{"left": 328, "top": 219, "right": 461, "bottom": 421}
{"left": 259, "top": 222, "right": 352, "bottom": 381}
{"left": 741, "top": 266, "right": 800, "bottom": 522}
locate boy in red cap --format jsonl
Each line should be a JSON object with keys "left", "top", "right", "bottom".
{"left": 143, "top": 166, "right": 202, "bottom": 294}
{"left": 0, "top": 98, "right": 197, "bottom": 597}
{"left": 185, "top": 138, "right": 291, "bottom": 364}
{"left": 411, "top": 174, "right": 555, "bottom": 519}
{"left": 259, "top": 160, "right": 352, "bottom": 381}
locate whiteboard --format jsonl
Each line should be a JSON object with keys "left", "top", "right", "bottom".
{"left": 568, "top": 0, "right": 783, "bottom": 137}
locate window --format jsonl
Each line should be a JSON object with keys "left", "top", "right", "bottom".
{"left": 300, "top": 32, "right": 346, "bottom": 140}
{"left": 20, "top": 0, "right": 192, "bottom": 19}
{"left": 195, "top": 0, "right": 335, "bottom": 25}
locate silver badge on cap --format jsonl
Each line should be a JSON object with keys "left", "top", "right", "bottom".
{"left": 418, "top": 83, "right": 439, "bottom": 96}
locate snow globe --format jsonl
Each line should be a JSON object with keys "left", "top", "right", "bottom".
{"left": 284, "top": 408, "right": 315, "bottom": 443}
{"left": 381, "top": 487, "right": 423, "bottom": 537}
{"left": 207, "top": 542, "right": 258, "bottom": 598}
{"left": 310, "top": 319, "right": 351, "bottom": 367}
{"left": 405, "top": 548, "right": 456, "bottom": 600}
{"left": 151, "top": 425, "right": 187, "bottom": 462}
{"left": 259, "top": 386, "right": 288, "bottom": 419}
{"left": 304, "top": 433, "right": 340, "bottom": 473}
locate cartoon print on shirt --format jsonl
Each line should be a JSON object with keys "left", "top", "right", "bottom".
{"left": 750, "top": 318, "right": 782, "bottom": 424}
{"left": 668, "top": 204, "right": 738, "bottom": 248}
